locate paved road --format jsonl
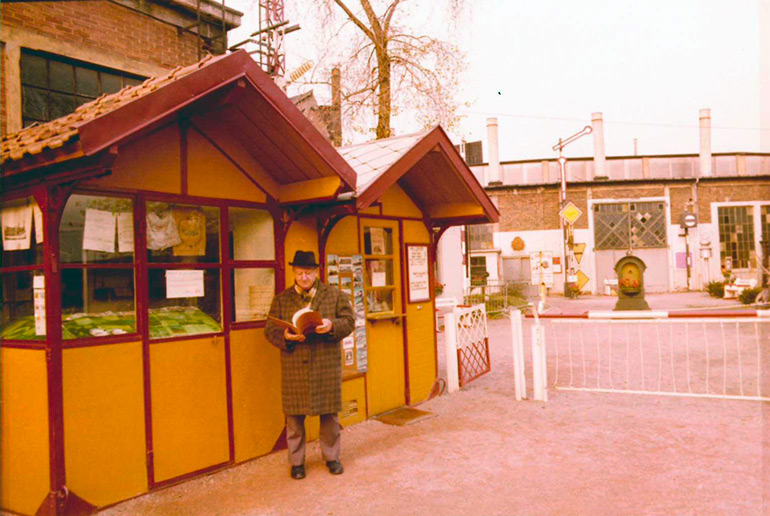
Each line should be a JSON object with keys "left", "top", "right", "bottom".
{"left": 93, "top": 293, "right": 767, "bottom": 516}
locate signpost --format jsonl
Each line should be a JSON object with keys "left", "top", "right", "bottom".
{"left": 679, "top": 212, "right": 698, "bottom": 290}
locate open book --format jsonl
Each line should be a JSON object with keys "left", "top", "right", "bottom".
{"left": 269, "top": 307, "right": 324, "bottom": 336}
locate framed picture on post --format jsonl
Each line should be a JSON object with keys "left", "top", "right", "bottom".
{"left": 406, "top": 244, "right": 431, "bottom": 303}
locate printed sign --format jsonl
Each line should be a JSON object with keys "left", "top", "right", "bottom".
{"left": 166, "top": 270, "right": 205, "bottom": 298}
{"left": 530, "top": 251, "right": 554, "bottom": 287}
{"left": 406, "top": 244, "right": 430, "bottom": 303}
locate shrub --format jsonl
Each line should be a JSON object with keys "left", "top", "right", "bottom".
{"left": 738, "top": 287, "right": 762, "bottom": 305}
{"left": 705, "top": 280, "right": 725, "bottom": 298}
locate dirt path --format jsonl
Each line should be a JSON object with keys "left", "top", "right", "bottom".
{"left": 97, "top": 293, "right": 767, "bottom": 516}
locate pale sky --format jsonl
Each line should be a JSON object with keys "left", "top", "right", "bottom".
{"left": 229, "top": 0, "right": 767, "bottom": 162}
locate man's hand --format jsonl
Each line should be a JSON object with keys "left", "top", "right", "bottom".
{"left": 315, "top": 318, "right": 333, "bottom": 334}
{"left": 284, "top": 328, "right": 306, "bottom": 342}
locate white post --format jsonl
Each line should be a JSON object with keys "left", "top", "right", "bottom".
{"left": 510, "top": 308, "right": 527, "bottom": 400}
{"left": 444, "top": 311, "right": 460, "bottom": 393}
{"left": 531, "top": 321, "right": 548, "bottom": 401}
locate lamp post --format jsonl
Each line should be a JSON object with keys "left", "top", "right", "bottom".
{"left": 552, "top": 125, "right": 593, "bottom": 297}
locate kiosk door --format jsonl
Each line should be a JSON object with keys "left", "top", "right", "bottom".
{"left": 360, "top": 219, "right": 406, "bottom": 415}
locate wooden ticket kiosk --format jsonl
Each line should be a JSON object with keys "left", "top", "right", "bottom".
{"left": 0, "top": 51, "right": 497, "bottom": 516}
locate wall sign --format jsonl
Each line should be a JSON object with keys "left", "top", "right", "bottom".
{"left": 406, "top": 244, "right": 431, "bottom": 303}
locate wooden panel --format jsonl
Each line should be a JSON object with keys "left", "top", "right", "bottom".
{"left": 325, "top": 216, "right": 359, "bottom": 257}
{"left": 402, "top": 221, "right": 436, "bottom": 404}
{"left": 381, "top": 183, "right": 424, "bottom": 218}
{"left": 284, "top": 219, "right": 319, "bottom": 287}
{"left": 0, "top": 348, "right": 50, "bottom": 516}
{"left": 230, "top": 328, "right": 284, "bottom": 462}
{"left": 150, "top": 336, "right": 229, "bottom": 482}
{"left": 63, "top": 342, "right": 147, "bottom": 507}
{"left": 187, "top": 129, "right": 267, "bottom": 202}
{"left": 341, "top": 376, "right": 367, "bottom": 426}
{"left": 88, "top": 123, "right": 181, "bottom": 193}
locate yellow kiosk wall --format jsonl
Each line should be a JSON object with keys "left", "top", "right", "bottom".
{"left": 62, "top": 342, "right": 147, "bottom": 506}
{"left": 0, "top": 348, "right": 50, "bottom": 516}
{"left": 230, "top": 328, "right": 284, "bottom": 462}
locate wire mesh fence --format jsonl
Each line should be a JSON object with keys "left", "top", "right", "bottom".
{"left": 463, "top": 280, "right": 535, "bottom": 316}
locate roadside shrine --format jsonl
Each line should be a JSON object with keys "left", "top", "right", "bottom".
{"left": 0, "top": 50, "right": 498, "bottom": 515}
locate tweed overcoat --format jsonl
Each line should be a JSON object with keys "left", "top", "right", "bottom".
{"left": 265, "top": 282, "right": 355, "bottom": 415}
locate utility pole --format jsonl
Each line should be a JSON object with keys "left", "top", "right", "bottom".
{"left": 552, "top": 125, "right": 592, "bottom": 297}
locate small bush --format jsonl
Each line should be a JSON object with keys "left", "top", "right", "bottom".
{"left": 738, "top": 287, "right": 762, "bottom": 305}
{"left": 705, "top": 280, "right": 725, "bottom": 298}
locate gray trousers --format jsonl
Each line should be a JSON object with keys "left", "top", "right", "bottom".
{"left": 286, "top": 414, "right": 340, "bottom": 466}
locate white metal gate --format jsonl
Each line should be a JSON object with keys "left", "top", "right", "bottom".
{"left": 444, "top": 304, "right": 490, "bottom": 391}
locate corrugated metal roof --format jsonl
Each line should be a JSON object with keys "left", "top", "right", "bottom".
{"left": 1, "top": 53, "right": 224, "bottom": 165}
{"left": 338, "top": 131, "right": 429, "bottom": 195}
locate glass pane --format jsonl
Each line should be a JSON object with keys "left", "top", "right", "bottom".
{"left": 22, "top": 86, "right": 48, "bottom": 121}
{"left": 75, "top": 66, "right": 99, "bottom": 97}
{"left": 365, "top": 259, "right": 393, "bottom": 287}
{"left": 148, "top": 269, "right": 222, "bottom": 339}
{"left": 1, "top": 197, "right": 44, "bottom": 266}
{"left": 363, "top": 226, "right": 393, "bottom": 255}
{"left": 61, "top": 269, "right": 136, "bottom": 339}
{"left": 21, "top": 52, "right": 47, "bottom": 87}
{"left": 365, "top": 289, "right": 393, "bottom": 314}
{"left": 49, "top": 92, "right": 76, "bottom": 120}
{"left": 229, "top": 207, "right": 274, "bottom": 261}
{"left": 100, "top": 72, "right": 122, "bottom": 94}
{"left": 49, "top": 60, "right": 74, "bottom": 93}
{"left": 0, "top": 271, "right": 45, "bottom": 341}
{"left": 232, "top": 268, "right": 275, "bottom": 322}
{"left": 147, "top": 202, "right": 220, "bottom": 263}
{"left": 60, "top": 194, "right": 134, "bottom": 264}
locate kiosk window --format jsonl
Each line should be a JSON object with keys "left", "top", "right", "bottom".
{"left": 146, "top": 202, "right": 220, "bottom": 263}
{"left": 362, "top": 226, "right": 395, "bottom": 314}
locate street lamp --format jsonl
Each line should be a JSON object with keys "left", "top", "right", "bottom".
{"left": 552, "top": 125, "right": 593, "bottom": 297}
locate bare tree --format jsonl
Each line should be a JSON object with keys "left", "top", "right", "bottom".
{"left": 317, "top": 0, "right": 467, "bottom": 140}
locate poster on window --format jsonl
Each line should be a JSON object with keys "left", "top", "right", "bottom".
{"left": 83, "top": 208, "right": 116, "bottom": 253}
{"left": 166, "top": 270, "right": 205, "bottom": 298}
{"left": 407, "top": 244, "right": 430, "bottom": 303}
{"left": 117, "top": 212, "right": 134, "bottom": 253}
{"left": 173, "top": 208, "right": 206, "bottom": 256}
{"left": 33, "top": 275, "right": 46, "bottom": 336}
{"left": 1, "top": 203, "right": 32, "bottom": 251}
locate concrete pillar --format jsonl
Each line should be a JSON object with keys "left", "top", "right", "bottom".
{"left": 486, "top": 117, "right": 501, "bottom": 185}
{"left": 699, "top": 108, "right": 712, "bottom": 176}
{"left": 591, "top": 112, "right": 607, "bottom": 180}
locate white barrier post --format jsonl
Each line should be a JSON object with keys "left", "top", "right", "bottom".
{"left": 510, "top": 308, "right": 527, "bottom": 400}
{"left": 444, "top": 311, "right": 460, "bottom": 393}
{"left": 531, "top": 317, "right": 548, "bottom": 402}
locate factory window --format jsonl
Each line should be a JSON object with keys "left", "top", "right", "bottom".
{"left": 718, "top": 206, "right": 755, "bottom": 270}
{"left": 468, "top": 224, "right": 494, "bottom": 250}
{"left": 594, "top": 202, "right": 667, "bottom": 250}
{"left": 21, "top": 49, "right": 144, "bottom": 126}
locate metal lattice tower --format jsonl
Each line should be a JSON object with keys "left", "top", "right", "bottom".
{"left": 229, "top": 0, "right": 299, "bottom": 77}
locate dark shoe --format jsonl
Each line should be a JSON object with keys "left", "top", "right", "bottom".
{"left": 326, "top": 460, "right": 344, "bottom": 475}
{"left": 290, "top": 465, "right": 305, "bottom": 479}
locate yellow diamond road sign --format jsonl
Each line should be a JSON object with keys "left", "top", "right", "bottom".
{"left": 559, "top": 202, "right": 582, "bottom": 225}
{"left": 575, "top": 270, "right": 590, "bottom": 291}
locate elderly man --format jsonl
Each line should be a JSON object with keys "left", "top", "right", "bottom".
{"left": 265, "top": 250, "right": 355, "bottom": 479}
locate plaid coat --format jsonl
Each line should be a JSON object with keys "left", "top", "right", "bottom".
{"left": 265, "top": 282, "right": 355, "bottom": 415}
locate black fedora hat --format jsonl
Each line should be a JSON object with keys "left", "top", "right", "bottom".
{"left": 289, "top": 250, "right": 320, "bottom": 267}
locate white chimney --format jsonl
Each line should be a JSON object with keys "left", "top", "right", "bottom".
{"left": 699, "top": 108, "right": 712, "bottom": 176}
{"left": 486, "top": 117, "right": 501, "bottom": 185}
{"left": 591, "top": 112, "right": 607, "bottom": 180}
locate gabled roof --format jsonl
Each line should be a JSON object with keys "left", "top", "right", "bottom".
{"left": 1, "top": 51, "right": 357, "bottom": 204}
{"left": 338, "top": 127, "right": 499, "bottom": 224}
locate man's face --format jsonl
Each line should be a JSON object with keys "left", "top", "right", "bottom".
{"left": 293, "top": 266, "right": 319, "bottom": 290}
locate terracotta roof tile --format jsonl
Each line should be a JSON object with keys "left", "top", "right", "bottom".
{"left": 1, "top": 53, "right": 220, "bottom": 166}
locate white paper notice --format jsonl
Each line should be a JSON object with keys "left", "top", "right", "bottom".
{"left": 1, "top": 203, "right": 32, "bottom": 251}
{"left": 166, "top": 270, "right": 205, "bottom": 298}
{"left": 117, "top": 212, "right": 134, "bottom": 253}
{"left": 370, "top": 227, "right": 386, "bottom": 254}
{"left": 33, "top": 276, "right": 46, "bottom": 336}
{"left": 83, "top": 209, "right": 116, "bottom": 253}
{"left": 33, "top": 203, "right": 44, "bottom": 244}
{"left": 372, "top": 271, "right": 387, "bottom": 287}
{"left": 407, "top": 246, "right": 430, "bottom": 301}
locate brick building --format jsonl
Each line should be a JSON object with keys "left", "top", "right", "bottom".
{"left": 438, "top": 113, "right": 770, "bottom": 298}
{"left": 1, "top": 0, "right": 242, "bottom": 136}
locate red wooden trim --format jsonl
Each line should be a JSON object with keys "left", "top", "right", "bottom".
{"left": 0, "top": 264, "right": 45, "bottom": 272}
{"left": 145, "top": 262, "right": 222, "bottom": 269}
{"left": 227, "top": 260, "right": 278, "bottom": 268}
{"left": 404, "top": 243, "right": 431, "bottom": 304}
{"left": 39, "top": 184, "right": 68, "bottom": 514}
{"left": 147, "top": 331, "right": 226, "bottom": 344}
{"left": 180, "top": 120, "right": 188, "bottom": 196}
{"left": 151, "top": 460, "right": 230, "bottom": 490}
{"left": 230, "top": 320, "right": 267, "bottom": 330}
{"left": 0, "top": 340, "right": 47, "bottom": 349}
{"left": 35, "top": 487, "right": 97, "bottom": 516}
{"left": 219, "top": 207, "right": 236, "bottom": 463}
{"left": 427, "top": 234, "right": 440, "bottom": 387}
{"left": 397, "top": 219, "right": 411, "bottom": 406}
{"left": 60, "top": 333, "right": 142, "bottom": 349}
{"left": 136, "top": 196, "right": 155, "bottom": 488}
{"left": 59, "top": 263, "right": 135, "bottom": 269}
{"left": 3, "top": 152, "right": 116, "bottom": 194}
